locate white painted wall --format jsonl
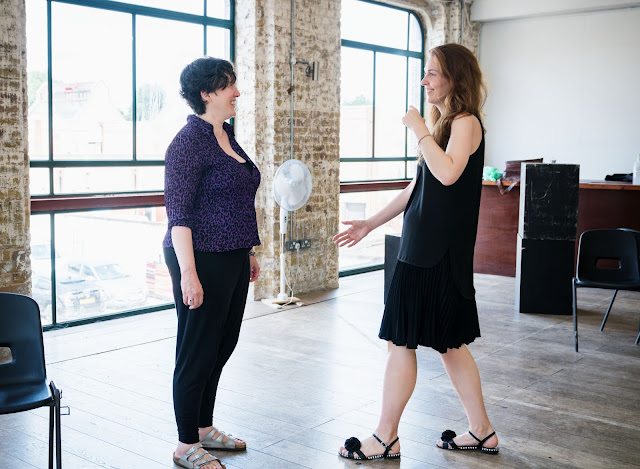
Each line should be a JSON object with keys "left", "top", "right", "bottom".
{"left": 477, "top": 6, "right": 640, "bottom": 179}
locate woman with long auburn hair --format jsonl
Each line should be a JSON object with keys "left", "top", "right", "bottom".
{"left": 334, "top": 43, "right": 498, "bottom": 461}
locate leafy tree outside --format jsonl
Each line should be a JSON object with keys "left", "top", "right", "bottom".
{"left": 124, "top": 83, "right": 166, "bottom": 121}
{"left": 27, "top": 70, "right": 47, "bottom": 107}
{"left": 342, "top": 94, "right": 372, "bottom": 106}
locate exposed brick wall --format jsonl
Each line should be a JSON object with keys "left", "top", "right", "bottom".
{"left": 236, "top": 0, "right": 342, "bottom": 299}
{"left": 443, "top": 1, "right": 480, "bottom": 52}
{"left": 0, "top": 0, "right": 30, "bottom": 295}
{"left": 274, "top": 0, "right": 342, "bottom": 298}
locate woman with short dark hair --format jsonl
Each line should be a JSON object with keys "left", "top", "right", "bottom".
{"left": 164, "top": 57, "right": 261, "bottom": 469}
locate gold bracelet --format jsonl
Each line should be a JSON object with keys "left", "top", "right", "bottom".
{"left": 417, "top": 134, "right": 431, "bottom": 145}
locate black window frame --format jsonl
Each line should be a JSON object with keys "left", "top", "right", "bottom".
{"left": 339, "top": 0, "right": 425, "bottom": 183}
{"left": 339, "top": 0, "right": 425, "bottom": 276}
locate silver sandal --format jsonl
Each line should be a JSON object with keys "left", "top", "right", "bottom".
{"left": 199, "top": 427, "right": 246, "bottom": 452}
{"left": 173, "top": 443, "right": 226, "bottom": 468}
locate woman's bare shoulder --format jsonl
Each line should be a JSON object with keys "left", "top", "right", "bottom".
{"left": 452, "top": 112, "right": 478, "bottom": 122}
{"left": 452, "top": 113, "right": 481, "bottom": 132}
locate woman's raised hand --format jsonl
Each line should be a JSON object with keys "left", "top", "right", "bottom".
{"left": 333, "top": 220, "right": 372, "bottom": 248}
{"left": 402, "top": 105, "right": 427, "bottom": 135}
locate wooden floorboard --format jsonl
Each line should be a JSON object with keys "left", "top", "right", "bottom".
{"left": 1, "top": 272, "right": 639, "bottom": 468}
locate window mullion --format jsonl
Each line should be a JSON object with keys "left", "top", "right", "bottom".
{"left": 405, "top": 14, "right": 410, "bottom": 179}
{"left": 372, "top": 51, "right": 376, "bottom": 159}
{"left": 47, "top": 0, "right": 54, "bottom": 195}
{"left": 132, "top": 13, "right": 137, "bottom": 161}
{"left": 49, "top": 213, "right": 57, "bottom": 326}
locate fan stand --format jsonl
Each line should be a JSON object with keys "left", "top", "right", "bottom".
{"left": 261, "top": 208, "right": 302, "bottom": 308}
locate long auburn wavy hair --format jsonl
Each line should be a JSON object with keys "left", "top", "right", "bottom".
{"left": 423, "top": 44, "right": 487, "bottom": 156}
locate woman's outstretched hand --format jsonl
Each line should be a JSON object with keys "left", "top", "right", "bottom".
{"left": 333, "top": 220, "right": 372, "bottom": 248}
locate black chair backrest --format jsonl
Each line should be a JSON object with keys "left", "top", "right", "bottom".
{"left": 0, "top": 293, "right": 47, "bottom": 387}
{"left": 619, "top": 228, "right": 640, "bottom": 256}
{"left": 577, "top": 229, "right": 640, "bottom": 283}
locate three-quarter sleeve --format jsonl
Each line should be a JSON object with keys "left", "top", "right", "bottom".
{"left": 164, "top": 134, "right": 204, "bottom": 230}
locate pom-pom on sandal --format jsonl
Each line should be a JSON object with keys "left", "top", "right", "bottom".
{"left": 439, "top": 429, "right": 499, "bottom": 454}
{"left": 338, "top": 433, "right": 401, "bottom": 460}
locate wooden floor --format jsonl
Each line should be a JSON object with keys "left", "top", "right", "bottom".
{"left": 1, "top": 272, "right": 639, "bottom": 469}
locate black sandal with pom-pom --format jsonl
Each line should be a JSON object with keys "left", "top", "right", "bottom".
{"left": 339, "top": 433, "right": 401, "bottom": 460}
{"left": 439, "top": 429, "right": 499, "bottom": 454}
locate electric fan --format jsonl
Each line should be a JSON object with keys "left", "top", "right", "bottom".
{"left": 269, "top": 158, "right": 312, "bottom": 304}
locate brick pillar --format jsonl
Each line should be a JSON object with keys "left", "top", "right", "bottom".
{"left": 443, "top": 0, "right": 480, "bottom": 51}
{"left": 236, "top": 0, "right": 341, "bottom": 299}
{"left": 0, "top": 0, "right": 31, "bottom": 295}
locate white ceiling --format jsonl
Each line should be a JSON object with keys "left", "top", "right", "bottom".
{"left": 470, "top": 0, "right": 640, "bottom": 22}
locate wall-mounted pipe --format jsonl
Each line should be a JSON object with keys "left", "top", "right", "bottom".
{"left": 287, "top": 0, "right": 317, "bottom": 239}
{"left": 460, "top": 0, "right": 465, "bottom": 44}
{"left": 290, "top": 0, "right": 295, "bottom": 164}
{"left": 288, "top": 0, "right": 296, "bottom": 239}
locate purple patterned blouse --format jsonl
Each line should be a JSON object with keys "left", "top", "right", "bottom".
{"left": 163, "top": 115, "right": 261, "bottom": 252}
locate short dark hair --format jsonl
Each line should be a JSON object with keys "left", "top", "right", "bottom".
{"left": 179, "top": 57, "right": 236, "bottom": 114}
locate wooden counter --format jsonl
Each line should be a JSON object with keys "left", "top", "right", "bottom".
{"left": 475, "top": 180, "right": 640, "bottom": 277}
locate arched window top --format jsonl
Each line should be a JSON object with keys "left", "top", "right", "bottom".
{"left": 341, "top": 0, "right": 423, "bottom": 53}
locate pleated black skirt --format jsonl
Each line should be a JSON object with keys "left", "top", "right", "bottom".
{"left": 379, "top": 252, "right": 481, "bottom": 354}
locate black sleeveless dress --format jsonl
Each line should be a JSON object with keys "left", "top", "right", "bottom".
{"left": 379, "top": 119, "right": 484, "bottom": 353}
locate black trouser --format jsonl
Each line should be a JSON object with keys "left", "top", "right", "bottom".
{"left": 164, "top": 247, "right": 250, "bottom": 444}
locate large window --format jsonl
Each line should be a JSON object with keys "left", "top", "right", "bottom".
{"left": 27, "top": 0, "right": 233, "bottom": 327}
{"left": 30, "top": 206, "right": 170, "bottom": 326}
{"left": 339, "top": 0, "right": 423, "bottom": 273}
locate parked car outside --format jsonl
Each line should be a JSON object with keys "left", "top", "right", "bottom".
{"left": 30, "top": 243, "right": 62, "bottom": 278}
{"left": 32, "top": 273, "right": 106, "bottom": 323}
{"left": 66, "top": 260, "right": 147, "bottom": 310}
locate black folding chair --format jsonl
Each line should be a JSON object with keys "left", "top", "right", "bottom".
{"left": 0, "top": 292, "right": 64, "bottom": 468}
{"left": 617, "top": 228, "right": 640, "bottom": 346}
{"left": 572, "top": 229, "right": 640, "bottom": 352}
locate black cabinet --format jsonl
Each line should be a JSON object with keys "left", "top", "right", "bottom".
{"left": 515, "top": 164, "right": 580, "bottom": 314}
{"left": 515, "top": 235, "right": 575, "bottom": 315}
